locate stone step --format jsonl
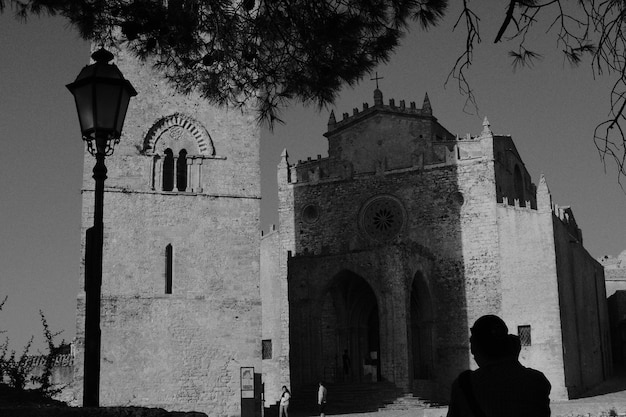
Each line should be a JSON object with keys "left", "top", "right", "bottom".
{"left": 379, "top": 394, "right": 434, "bottom": 411}
{"left": 290, "top": 382, "right": 405, "bottom": 413}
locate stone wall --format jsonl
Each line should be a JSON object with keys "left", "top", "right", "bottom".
{"left": 608, "top": 291, "right": 626, "bottom": 366}
{"left": 496, "top": 191, "right": 568, "bottom": 399}
{"left": 260, "top": 229, "right": 286, "bottom": 406}
{"left": 553, "top": 205, "right": 611, "bottom": 398}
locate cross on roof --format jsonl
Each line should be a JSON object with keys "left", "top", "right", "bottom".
{"left": 370, "top": 72, "right": 384, "bottom": 89}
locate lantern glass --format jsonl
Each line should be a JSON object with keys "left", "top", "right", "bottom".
{"left": 72, "top": 83, "right": 95, "bottom": 136}
{"left": 67, "top": 48, "right": 137, "bottom": 146}
{"left": 116, "top": 88, "right": 132, "bottom": 134}
{"left": 94, "top": 82, "right": 122, "bottom": 136}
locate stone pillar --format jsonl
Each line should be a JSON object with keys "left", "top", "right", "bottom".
{"left": 154, "top": 156, "right": 163, "bottom": 191}
{"left": 173, "top": 157, "right": 179, "bottom": 191}
{"left": 186, "top": 158, "right": 193, "bottom": 192}
{"left": 196, "top": 159, "right": 203, "bottom": 193}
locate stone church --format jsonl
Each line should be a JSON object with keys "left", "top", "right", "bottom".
{"left": 71, "top": 46, "right": 611, "bottom": 415}
{"left": 260, "top": 89, "right": 612, "bottom": 404}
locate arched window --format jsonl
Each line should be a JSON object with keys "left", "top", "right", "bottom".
{"left": 165, "top": 244, "right": 173, "bottom": 294}
{"left": 514, "top": 165, "right": 525, "bottom": 206}
{"left": 162, "top": 149, "right": 174, "bottom": 191}
{"left": 177, "top": 149, "right": 188, "bottom": 192}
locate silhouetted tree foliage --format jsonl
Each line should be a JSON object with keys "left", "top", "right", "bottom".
{"left": 0, "top": 0, "right": 447, "bottom": 126}
{"left": 1, "top": 0, "right": 625, "bottom": 177}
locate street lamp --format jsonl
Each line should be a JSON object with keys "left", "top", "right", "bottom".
{"left": 67, "top": 47, "right": 137, "bottom": 407}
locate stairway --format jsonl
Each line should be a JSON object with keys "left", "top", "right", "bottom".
{"left": 288, "top": 381, "right": 430, "bottom": 415}
{"left": 379, "top": 393, "right": 439, "bottom": 411}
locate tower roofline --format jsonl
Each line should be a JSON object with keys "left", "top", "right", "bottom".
{"left": 324, "top": 89, "right": 437, "bottom": 137}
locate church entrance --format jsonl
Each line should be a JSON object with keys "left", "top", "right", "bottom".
{"left": 321, "top": 270, "right": 380, "bottom": 383}
{"left": 410, "top": 273, "right": 434, "bottom": 381}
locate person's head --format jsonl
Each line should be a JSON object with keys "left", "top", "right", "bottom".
{"left": 507, "top": 334, "right": 521, "bottom": 360}
{"left": 319, "top": 381, "right": 325, "bottom": 387}
{"left": 470, "top": 315, "right": 509, "bottom": 365}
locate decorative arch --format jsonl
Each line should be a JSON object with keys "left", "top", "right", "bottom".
{"left": 321, "top": 270, "right": 381, "bottom": 383}
{"left": 409, "top": 272, "right": 434, "bottom": 380}
{"left": 143, "top": 113, "right": 215, "bottom": 156}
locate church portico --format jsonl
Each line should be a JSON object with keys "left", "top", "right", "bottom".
{"left": 287, "top": 247, "right": 437, "bottom": 394}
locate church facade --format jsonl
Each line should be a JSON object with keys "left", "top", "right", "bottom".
{"left": 261, "top": 89, "right": 612, "bottom": 403}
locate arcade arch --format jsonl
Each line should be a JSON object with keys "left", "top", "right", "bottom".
{"left": 409, "top": 272, "right": 434, "bottom": 380}
{"left": 322, "top": 270, "right": 381, "bottom": 383}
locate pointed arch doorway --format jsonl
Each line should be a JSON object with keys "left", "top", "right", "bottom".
{"left": 321, "top": 270, "right": 381, "bottom": 383}
{"left": 410, "top": 273, "right": 434, "bottom": 381}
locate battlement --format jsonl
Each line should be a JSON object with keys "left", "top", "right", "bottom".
{"left": 285, "top": 126, "right": 498, "bottom": 185}
{"left": 326, "top": 89, "right": 433, "bottom": 134}
{"left": 552, "top": 203, "right": 583, "bottom": 243}
{"left": 499, "top": 196, "right": 535, "bottom": 210}
{"left": 261, "top": 224, "right": 277, "bottom": 237}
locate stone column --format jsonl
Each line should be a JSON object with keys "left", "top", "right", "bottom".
{"left": 154, "top": 156, "right": 163, "bottom": 191}
{"left": 186, "top": 159, "right": 193, "bottom": 192}
{"left": 196, "top": 159, "right": 203, "bottom": 193}
{"left": 173, "top": 157, "right": 179, "bottom": 191}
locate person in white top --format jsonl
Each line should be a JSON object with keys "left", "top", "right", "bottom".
{"left": 317, "top": 381, "right": 327, "bottom": 417}
{"left": 279, "top": 385, "right": 291, "bottom": 417}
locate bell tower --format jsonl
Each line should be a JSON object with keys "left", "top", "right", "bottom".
{"left": 74, "top": 46, "right": 262, "bottom": 415}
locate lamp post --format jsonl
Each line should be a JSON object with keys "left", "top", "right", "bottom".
{"left": 67, "top": 47, "right": 137, "bottom": 407}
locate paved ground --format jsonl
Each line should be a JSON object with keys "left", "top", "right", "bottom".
{"left": 292, "top": 371, "right": 626, "bottom": 417}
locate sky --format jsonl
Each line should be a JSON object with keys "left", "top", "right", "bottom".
{"left": 1, "top": 3, "right": 625, "bottom": 352}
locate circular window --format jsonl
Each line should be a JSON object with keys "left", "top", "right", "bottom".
{"left": 448, "top": 191, "right": 465, "bottom": 206}
{"left": 302, "top": 204, "right": 320, "bottom": 223}
{"left": 359, "top": 195, "right": 406, "bottom": 241}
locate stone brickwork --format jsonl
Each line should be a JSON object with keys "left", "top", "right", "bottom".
{"left": 603, "top": 252, "right": 626, "bottom": 369}
{"left": 260, "top": 228, "right": 290, "bottom": 406}
{"left": 261, "top": 90, "right": 611, "bottom": 404}
{"left": 551, "top": 205, "right": 612, "bottom": 398}
{"left": 74, "top": 46, "right": 261, "bottom": 416}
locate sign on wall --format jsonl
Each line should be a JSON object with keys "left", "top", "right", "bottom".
{"left": 241, "top": 367, "right": 254, "bottom": 399}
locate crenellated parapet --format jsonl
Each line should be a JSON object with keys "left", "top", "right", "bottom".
{"left": 261, "top": 224, "right": 278, "bottom": 238}
{"left": 286, "top": 117, "right": 500, "bottom": 185}
{"left": 552, "top": 204, "right": 583, "bottom": 243}
{"left": 326, "top": 89, "right": 433, "bottom": 134}
{"left": 499, "top": 196, "right": 535, "bottom": 210}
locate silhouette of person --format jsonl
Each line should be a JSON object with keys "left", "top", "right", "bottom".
{"left": 447, "top": 315, "right": 551, "bottom": 417}
{"left": 318, "top": 381, "right": 327, "bottom": 417}
{"left": 279, "top": 385, "right": 290, "bottom": 417}
{"left": 342, "top": 349, "right": 351, "bottom": 376}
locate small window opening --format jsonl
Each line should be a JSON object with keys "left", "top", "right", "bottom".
{"left": 518, "top": 325, "right": 531, "bottom": 346}
{"left": 165, "top": 244, "right": 173, "bottom": 294}
{"left": 163, "top": 149, "right": 174, "bottom": 191}
{"left": 262, "top": 339, "right": 272, "bottom": 359}
{"left": 177, "top": 149, "right": 188, "bottom": 191}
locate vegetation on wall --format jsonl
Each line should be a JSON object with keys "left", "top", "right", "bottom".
{"left": 0, "top": 296, "right": 67, "bottom": 406}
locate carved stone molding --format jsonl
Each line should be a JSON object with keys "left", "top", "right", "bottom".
{"left": 143, "top": 113, "right": 215, "bottom": 156}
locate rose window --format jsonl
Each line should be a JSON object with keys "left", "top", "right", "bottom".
{"left": 360, "top": 195, "right": 406, "bottom": 241}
